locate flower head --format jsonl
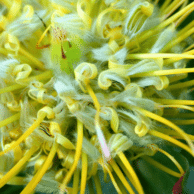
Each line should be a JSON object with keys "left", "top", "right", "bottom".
{"left": 0, "top": 0, "right": 194, "bottom": 194}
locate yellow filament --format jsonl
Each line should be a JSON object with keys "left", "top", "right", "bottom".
{"left": 155, "top": 2, "right": 194, "bottom": 31}
{"left": 130, "top": 67, "right": 194, "bottom": 77}
{"left": 162, "top": 28, "right": 194, "bottom": 52}
{"left": 72, "top": 169, "right": 80, "bottom": 194}
{"left": 163, "top": 0, "right": 186, "bottom": 16}
{"left": 0, "top": 112, "right": 46, "bottom": 157}
{"left": 175, "top": 5, "right": 194, "bottom": 27}
{"left": 160, "top": 0, "right": 172, "bottom": 13}
{"left": 116, "top": 158, "right": 136, "bottom": 188}
{"left": 19, "top": 47, "right": 45, "bottom": 70}
{"left": 80, "top": 152, "right": 88, "bottom": 194}
{"left": 168, "top": 79, "right": 194, "bottom": 90}
{"left": 98, "top": 158, "right": 122, "bottom": 194}
{"left": 20, "top": 141, "right": 58, "bottom": 194}
{"left": 0, "top": 71, "right": 52, "bottom": 94}
{"left": 0, "top": 175, "right": 28, "bottom": 185}
{"left": 7, "top": 0, "right": 21, "bottom": 21}
{"left": 142, "top": 156, "right": 182, "bottom": 178}
{"left": 114, "top": 174, "right": 128, "bottom": 194}
{"left": 109, "top": 159, "right": 135, "bottom": 194}
{"left": 60, "top": 119, "right": 83, "bottom": 193}
{"left": 93, "top": 173, "right": 103, "bottom": 194}
{"left": 168, "top": 74, "right": 188, "bottom": 84}
{"left": 148, "top": 130, "right": 193, "bottom": 156}
{"left": 172, "top": 119, "right": 194, "bottom": 125}
{"left": 22, "top": 70, "right": 53, "bottom": 83}
{"left": 127, "top": 2, "right": 194, "bottom": 50}
{"left": 36, "top": 25, "right": 51, "bottom": 49}
{"left": 118, "top": 152, "right": 144, "bottom": 194}
{"left": 86, "top": 84, "right": 100, "bottom": 111}
{"left": 0, "top": 113, "right": 20, "bottom": 128}
{"left": 160, "top": 105, "right": 194, "bottom": 112}
{"left": 127, "top": 53, "right": 194, "bottom": 60}
{"left": 0, "top": 84, "right": 23, "bottom": 94}
{"left": 0, "top": 146, "right": 38, "bottom": 188}
{"left": 158, "top": 148, "right": 185, "bottom": 175}
{"left": 137, "top": 107, "right": 194, "bottom": 156}
{"left": 150, "top": 98, "right": 194, "bottom": 105}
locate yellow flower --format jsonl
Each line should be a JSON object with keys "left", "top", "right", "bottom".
{"left": 0, "top": 0, "right": 194, "bottom": 194}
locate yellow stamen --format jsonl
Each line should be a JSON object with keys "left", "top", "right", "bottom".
{"left": 142, "top": 156, "right": 182, "bottom": 178}
{"left": 116, "top": 158, "right": 137, "bottom": 188}
{"left": 36, "top": 25, "right": 51, "bottom": 49}
{"left": 158, "top": 148, "right": 185, "bottom": 175}
{"left": 168, "top": 79, "right": 194, "bottom": 90}
{"left": 22, "top": 70, "right": 53, "bottom": 83}
{"left": 0, "top": 84, "right": 23, "bottom": 94}
{"left": 0, "top": 71, "right": 52, "bottom": 94}
{"left": 162, "top": 0, "right": 187, "bottom": 18}
{"left": 168, "top": 73, "right": 188, "bottom": 83}
{"left": 0, "top": 146, "right": 38, "bottom": 188}
{"left": 86, "top": 84, "right": 100, "bottom": 111}
{"left": 164, "top": 51, "right": 194, "bottom": 66}
{"left": 93, "top": 172, "right": 103, "bottom": 194}
{"left": 160, "top": 105, "right": 194, "bottom": 112}
{"left": 109, "top": 159, "right": 135, "bottom": 194}
{"left": 171, "top": 119, "right": 194, "bottom": 125}
{"left": 126, "top": 2, "right": 194, "bottom": 50}
{"left": 98, "top": 158, "right": 122, "bottom": 194}
{"left": 7, "top": 0, "right": 21, "bottom": 21}
{"left": 20, "top": 141, "right": 58, "bottom": 194}
{"left": 161, "top": 28, "right": 194, "bottom": 52}
{"left": 118, "top": 152, "right": 144, "bottom": 194}
{"left": 114, "top": 174, "right": 128, "bottom": 194}
{"left": 19, "top": 47, "right": 45, "bottom": 70}
{"left": 0, "top": 174, "right": 28, "bottom": 185}
{"left": 0, "top": 112, "right": 46, "bottom": 157}
{"left": 72, "top": 169, "right": 80, "bottom": 194}
{"left": 127, "top": 53, "right": 194, "bottom": 60}
{"left": 148, "top": 130, "right": 193, "bottom": 156}
{"left": 175, "top": 5, "right": 194, "bottom": 27}
{"left": 137, "top": 107, "right": 194, "bottom": 156}
{"left": 0, "top": 113, "right": 20, "bottom": 128}
{"left": 130, "top": 67, "right": 194, "bottom": 78}
{"left": 60, "top": 119, "right": 83, "bottom": 193}
{"left": 156, "top": 2, "right": 194, "bottom": 31}
{"left": 80, "top": 153, "right": 87, "bottom": 194}
{"left": 160, "top": 0, "right": 172, "bottom": 13}
{"left": 150, "top": 98, "right": 194, "bottom": 105}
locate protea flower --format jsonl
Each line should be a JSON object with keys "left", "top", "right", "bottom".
{"left": 0, "top": 0, "right": 194, "bottom": 194}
